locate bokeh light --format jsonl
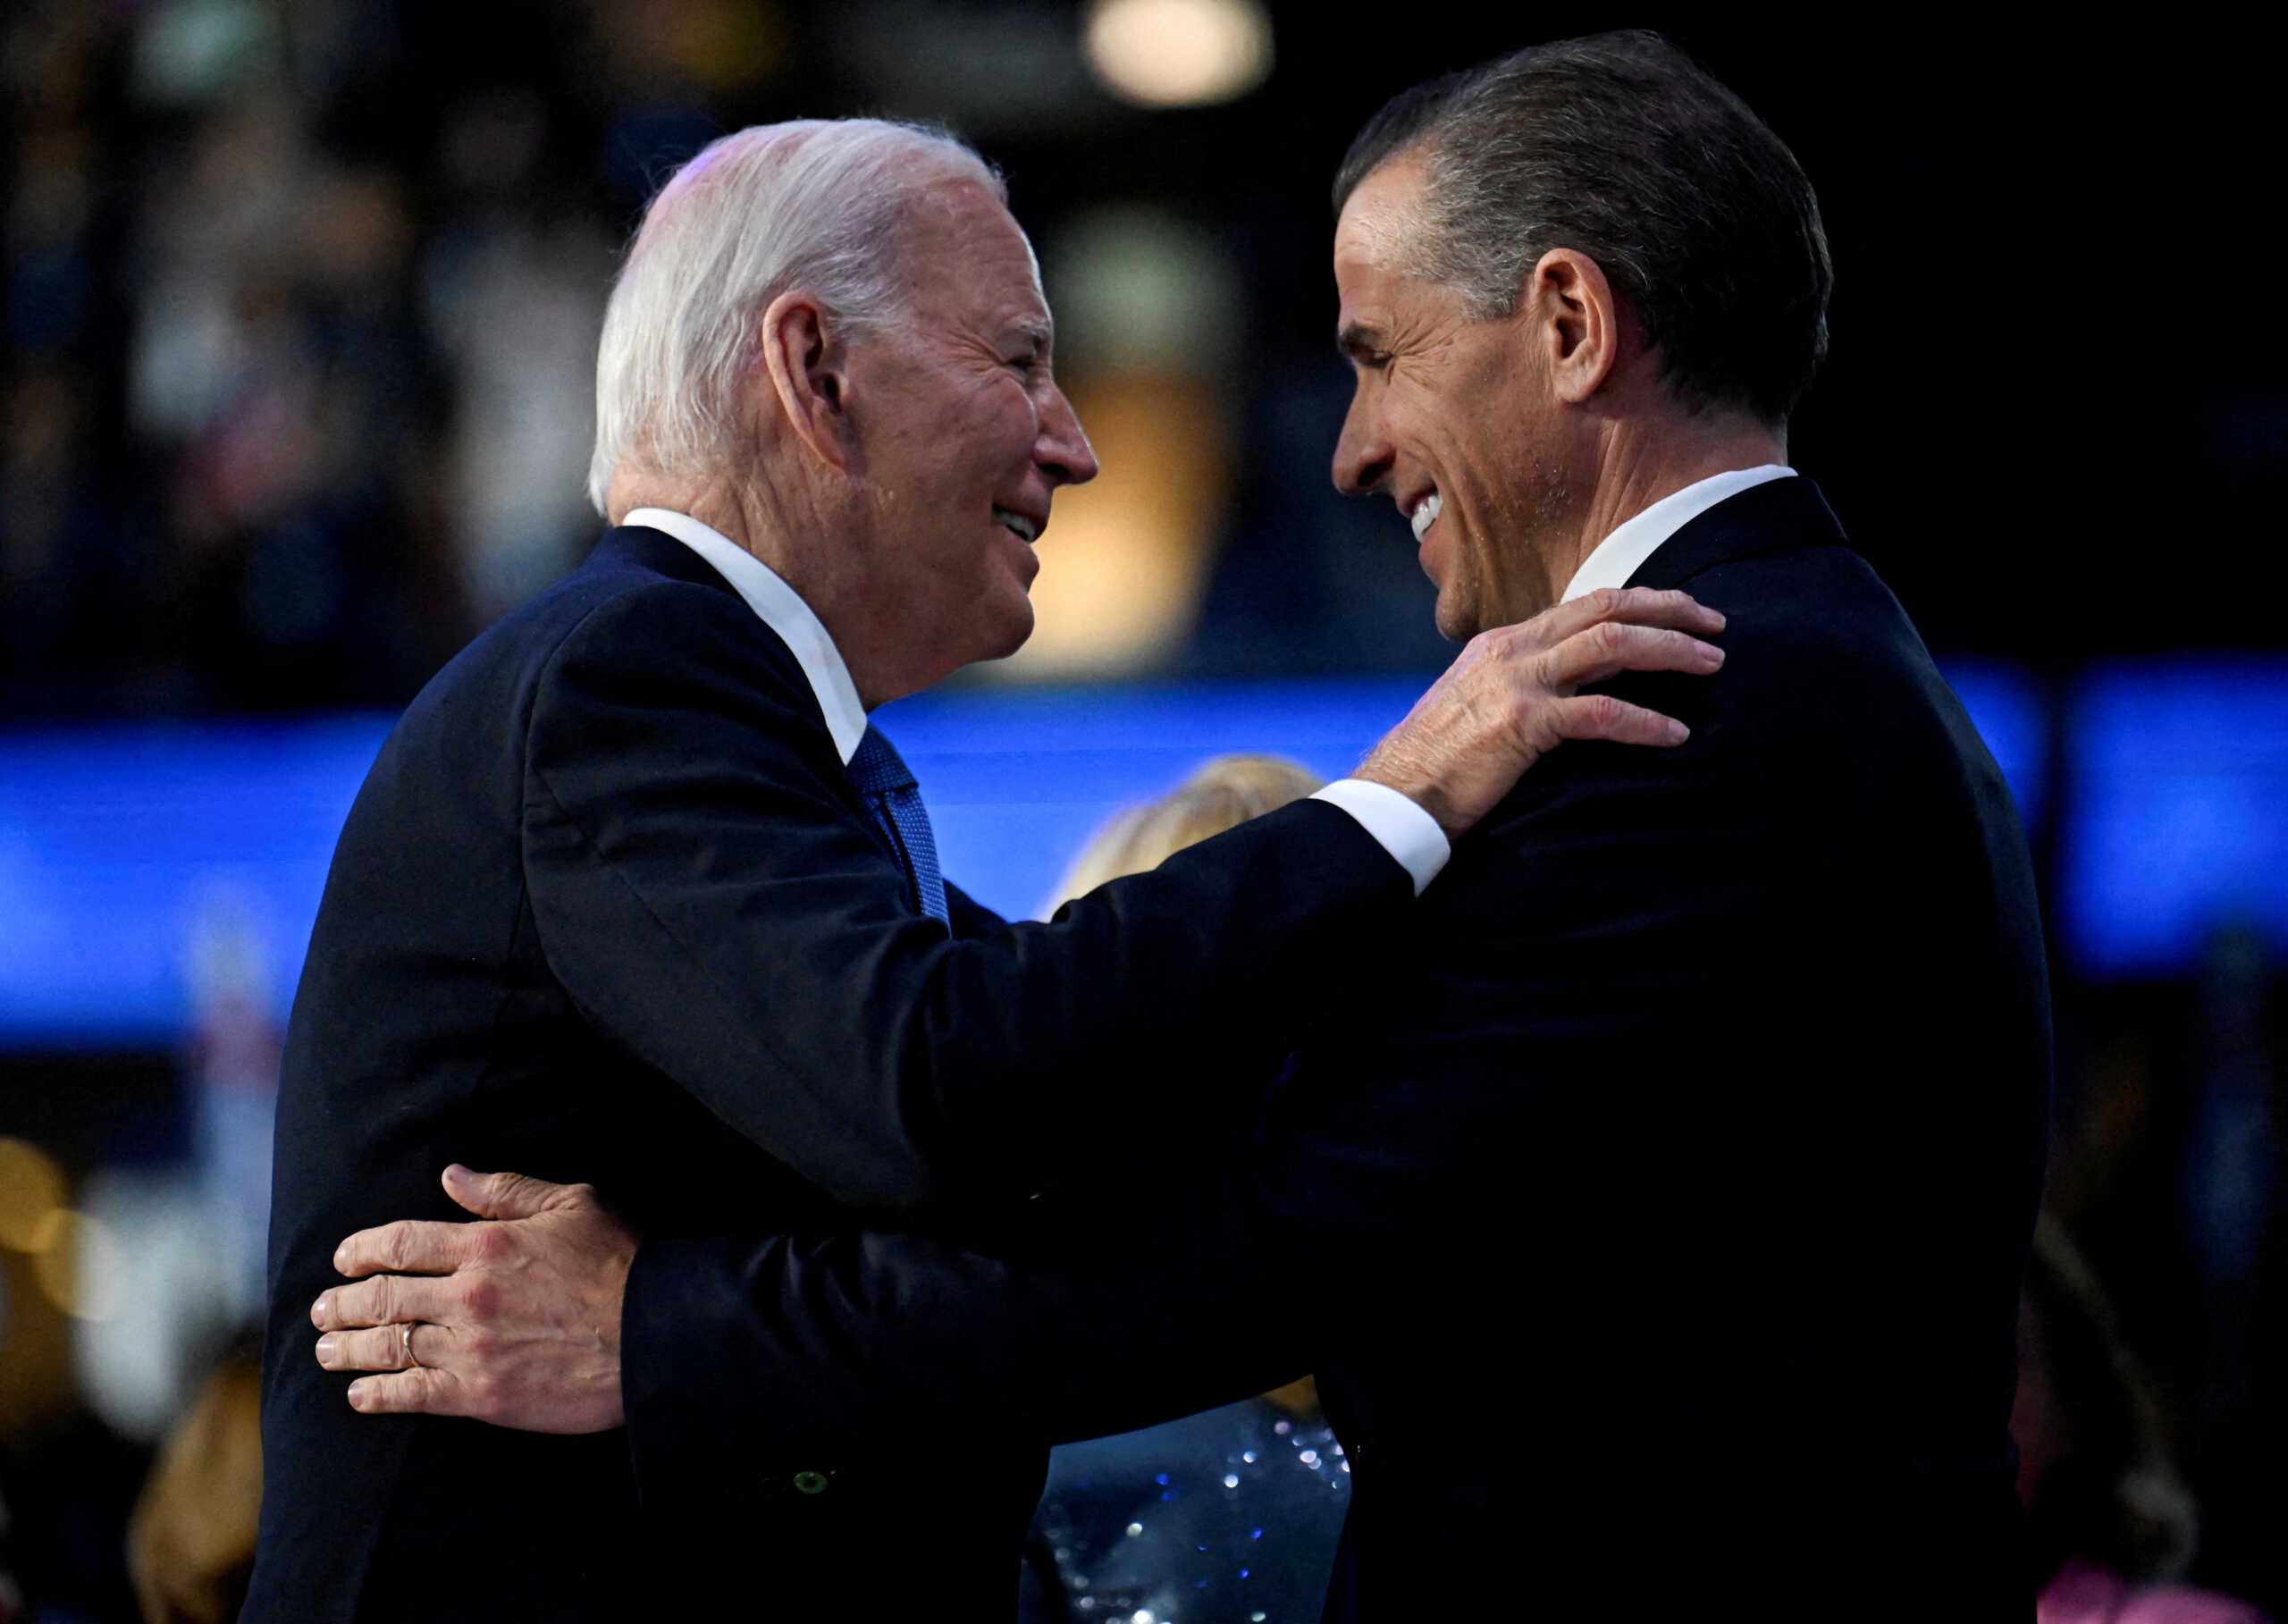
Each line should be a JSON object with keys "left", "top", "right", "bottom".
{"left": 0, "top": 1137, "right": 66, "bottom": 1251}
{"left": 1084, "top": 0, "right": 1272, "bottom": 107}
{"left": 29, "top": 1207, "right": 121, "bottom": 1322}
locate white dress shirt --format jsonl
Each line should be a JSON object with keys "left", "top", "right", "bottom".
{"left": 1560, "top": 465, "right": 1796, "bottom": 603}
{"left": 621, "top": 508, "right": 1451, "bottom": 895}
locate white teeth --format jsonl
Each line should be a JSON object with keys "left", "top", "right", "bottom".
{"left": 1409, "top": 492, "right": 1443, "bottom": 542}
{"left": 993, "top": 508, "right": 1039, "bottom": 543}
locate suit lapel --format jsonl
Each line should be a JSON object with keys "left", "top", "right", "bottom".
{"left": 1623, "top": 475, "right": 1849, "bottom": 593}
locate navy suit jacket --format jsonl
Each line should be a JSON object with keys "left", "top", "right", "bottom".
{"left": 243, "top": 525, "right": 1411, "bottom": 1621}
{"left": 623, "top": 477, "right": 2053, "bottom": 1620}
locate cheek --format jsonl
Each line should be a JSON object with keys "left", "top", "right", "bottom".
{"left": 1393, "top": 398, "right": 1486, "bottom": 516}
{"left": 1419, "top": 349, "right": 1522, "bottom": 491}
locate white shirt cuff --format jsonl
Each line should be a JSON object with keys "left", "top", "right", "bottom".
{"left": 1308, "top": 779, "right": 1451, "bottom": 896}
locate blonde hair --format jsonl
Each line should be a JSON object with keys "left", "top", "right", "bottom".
{"left": 1050, "top": 753, "right": 1325, "bottom": 907}
{"left": 128, "top": 1342, "right": 262, "bottom": 1624}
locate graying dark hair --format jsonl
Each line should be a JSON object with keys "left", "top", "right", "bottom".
{"left": 1334, "top": 31, "right": 1831, "bottom": 426}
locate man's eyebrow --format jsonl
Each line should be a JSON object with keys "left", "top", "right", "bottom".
{"left": 1336, "top": 321, "right": 1383, "bottom": 360}
{"left": 1012, "top": 316, "right": 1054, "bottom": 351}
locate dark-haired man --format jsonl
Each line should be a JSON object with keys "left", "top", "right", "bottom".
{"left": 320, "top": 33, "right": 2048, "bottom": 1620}
{"left": 251, "top": 112, "right": 1725, "bottom": 1624}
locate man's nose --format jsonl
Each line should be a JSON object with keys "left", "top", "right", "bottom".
{"left": 1039, "top": 384, "right": 1099, "bottom": 487}
{"left": 1330, "top": 388, "right": 1390, "bottom": 496}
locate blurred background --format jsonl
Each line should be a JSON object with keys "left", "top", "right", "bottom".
{"left": 0, "top": 0, "right": 2282, "bottom": 1618}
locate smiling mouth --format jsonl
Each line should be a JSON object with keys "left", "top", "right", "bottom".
{"left": 993, "top": 508, "right": 1040, "bottom": 543}
{"left": 1408, "top": 491, "right": 1443, "bottom": 542}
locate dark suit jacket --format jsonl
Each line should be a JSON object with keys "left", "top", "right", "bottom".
{"left": 623, "top": 477, "right": 2053, "bottom": 1620}
{"left": 242, "top": 524, "right": 1411, "bottom": 1622}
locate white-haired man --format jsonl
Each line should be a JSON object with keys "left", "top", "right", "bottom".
{"left": 309, "top": 29, "right": 2055, "bottom": 1619}
{"left": 245, "top": 117, "right": 1723, "bottom": 1620}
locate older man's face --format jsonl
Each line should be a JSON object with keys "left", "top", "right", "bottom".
{"left": 1331, "top": 159, "right": 1574, "bottom": 639}
{"left": 842, "top": 179, "right": 1098, "bottom": 675}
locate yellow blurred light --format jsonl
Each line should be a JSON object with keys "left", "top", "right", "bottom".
{"left": 0, "top": 1138, "right": 67, "bottom": 1251}
{"left": 31, "top": 1208, "right": 122, "bottom": 1322}
{"left": 26, "top": 1207, "right": 67, "bottom": 1254}
{"left": 997, "top": 375, "right": 1231, "bottom": 681}
{"left": 656, "top": 0, "right": 787, "bottom": 95}
{"left": 1085, "top": 0, "right": 1273, "bottom": 108}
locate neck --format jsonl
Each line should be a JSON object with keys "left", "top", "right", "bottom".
{"left": 609, "top": 467, "right": 928, "bottom": 711}
{"left": 1539, "top": 413, "right": 1788, "bottom": 608}
{"left": 614, "top": 475, "right": 767, "bottom": 561}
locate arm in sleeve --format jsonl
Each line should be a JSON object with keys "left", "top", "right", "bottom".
{"left": 620, "top": 1126, "right": 1310, "bottom": 1507}
{"left": 614, "top": 1035, "right": 1519, "bottom": 1494}
{"left": 615, "top": 665, "right": 1827, "bottom": 1494}
{"left": 521, "top": 582, "right": 1415, "bottom": 1212}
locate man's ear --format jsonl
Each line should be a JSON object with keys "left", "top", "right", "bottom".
{"left": 756, "top": 290, "right": 855, "bottom": 473}
{"left": 1521, "top": 248, "right": 1619, "bottom": 406}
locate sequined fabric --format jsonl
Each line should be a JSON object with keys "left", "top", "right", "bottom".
{"left": 1022, "top": 1398, "right": 1350, "bottom": 1623}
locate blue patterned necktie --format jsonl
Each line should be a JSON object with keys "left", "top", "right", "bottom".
{"left": 846, "top": 724, "right": 948, "bottom": 925}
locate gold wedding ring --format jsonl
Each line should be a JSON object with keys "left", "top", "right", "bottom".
{"left": 400, "top": 1322, "right": 419, "bottom": 1369}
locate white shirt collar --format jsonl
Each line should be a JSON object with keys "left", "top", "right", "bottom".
{"left": 622, "top": 508, "right": 868, "bottom": 765}
{"left": 1560, "top": 465, "right": 1796, "bottom": 604}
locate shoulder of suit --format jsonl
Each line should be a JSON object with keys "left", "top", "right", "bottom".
{"left": 1674, "top": 543, "right": 1910, "bottom": 661}
{"left": 391, "top": 550, "right": 826, "bottom": 773}
{"left": 537, "top": 567, "right": 812, "bottom": 704}
{"left": 1680, "top": 545, "right": 1965, "bottom": 761}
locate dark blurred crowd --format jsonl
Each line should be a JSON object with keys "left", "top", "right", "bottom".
{"left": 0, "top": 0, "right": 745, "bottom": 718}
{"left": 12, "top": 1, "right": 2281, "bottom": 717}
{"left": 0, "top": 0, "right": 1452, "bottom": 722}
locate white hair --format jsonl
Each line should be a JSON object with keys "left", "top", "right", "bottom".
{"left": 586, "top": 119, "right": 1005, "bottom": 516}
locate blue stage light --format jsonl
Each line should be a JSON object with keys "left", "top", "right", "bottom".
{"left": 0, "top": 666, "right": 2074, "bottom": 1048}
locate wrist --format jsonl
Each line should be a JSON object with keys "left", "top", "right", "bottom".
{"left": 1310, "top": 778, "right": 1452, "bottom": 894}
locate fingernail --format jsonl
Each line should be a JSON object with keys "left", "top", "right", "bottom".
{"left": 348, "top": 1380, "right": 369, "bottom": 1407}
{"left": 332, "top": 1247, "right": 348, "bottom": 1273}
{"left": 316, "top": 1334, "right": 338, "bottom": 1361}
{"left": 1669, "top": 720, "right": 1691, "bottom": 743}
{"left": 312, "top": 1295, "right": 328, "bottom": 1327}
{"left": 444, "top": 1164, "right": 469, "bottom": 1183}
